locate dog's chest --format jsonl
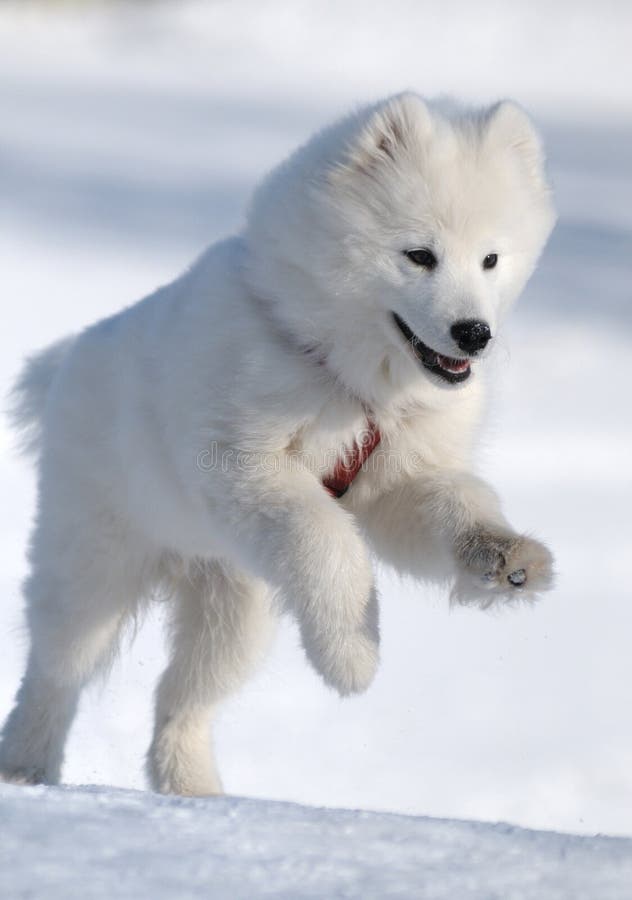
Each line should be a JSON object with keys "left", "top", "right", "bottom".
{"left": 293, "top": 399, "right": 374, "bottom": 476}
{"left": 290, "top": 390, "right": 475, "bottom": 504}
{"left": 289, "top": 399, "right": 406, "bottom": 500}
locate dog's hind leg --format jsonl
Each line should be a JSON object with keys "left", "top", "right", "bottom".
{"left": 0, "top": 509, "right": 148, "bottom": 786}
{"left": 147, "top": 560, "right": 275, "bottom": 796}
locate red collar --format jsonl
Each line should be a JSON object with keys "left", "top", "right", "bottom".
{"left": 322, "top": 419, "right": 381, "bottom": 498}
{"left": 264, "top": 323, "right": 382, "bottom": 498}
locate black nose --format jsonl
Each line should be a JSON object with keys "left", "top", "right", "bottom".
{"left": 450, "top": 319, "right": 492, "bottom": 354}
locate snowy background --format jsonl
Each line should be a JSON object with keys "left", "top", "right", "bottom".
{"left": 3, "top": 784, "right": 632, "bottom": 900}
{"left": 1, "top": 0, "right": 631, "bottom": 841}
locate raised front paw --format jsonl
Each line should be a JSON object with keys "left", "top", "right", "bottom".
{"left": 452, "top": 528, "right": 554, "bottom": 607}
{"left": 299, "top": 588, "right": 380, "bottom": 696}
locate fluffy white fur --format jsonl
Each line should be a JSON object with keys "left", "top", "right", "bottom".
{"left": 0, "top": 93, "right": 556, "bottom": 795}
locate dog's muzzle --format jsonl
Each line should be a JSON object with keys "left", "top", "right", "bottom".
{"left": 392, "top": 312, "right": 472, "bottom": 384}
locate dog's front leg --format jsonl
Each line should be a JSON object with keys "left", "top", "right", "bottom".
{"left": 207, "top": 465, "right": 379, "bottom": 695}
{"left": 359, "top": 467, "right": 554, "bottom": 606}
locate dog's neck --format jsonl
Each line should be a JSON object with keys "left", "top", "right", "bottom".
{"left": 245, "top": 286, "right": 373, "bottom": 402}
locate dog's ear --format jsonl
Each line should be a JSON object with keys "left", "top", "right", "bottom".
{"left": 485, "top": 101, "right": 547, "bottom": 184}
{"left": 345, "top": 93, "right": 434, "bottom": 175}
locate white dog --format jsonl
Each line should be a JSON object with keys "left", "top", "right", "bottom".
{"left": 0, "top": 93, "right": 556, "bottom": 796}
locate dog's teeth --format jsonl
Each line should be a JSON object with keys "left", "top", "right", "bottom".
{"left": 437, "top": 355, "right": 470, "bottom": 374}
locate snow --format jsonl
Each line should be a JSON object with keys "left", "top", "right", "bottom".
{"left": 1, "top": 0, "right": 631, "bottom": 853}
{"left": 1, "top": 784, "right": 631, "bottom": 900}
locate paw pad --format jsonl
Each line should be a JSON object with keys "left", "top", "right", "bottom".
{"left": 508, "top": 568, "right": 527, "bottom": 587}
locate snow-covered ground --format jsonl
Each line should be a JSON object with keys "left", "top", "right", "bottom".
{"left": 2, "top": 783, "right": 632, "bottom": 900}
{"left": 1, "top": 0, "right": 631, "bottom": 854}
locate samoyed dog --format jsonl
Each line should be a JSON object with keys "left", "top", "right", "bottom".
{"left": 0, "top": 93, "right": 556, "bottom": 795}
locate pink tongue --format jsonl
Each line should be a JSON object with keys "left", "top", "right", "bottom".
{"left": 436, "top": 353, "right": 470, "bottom": 373}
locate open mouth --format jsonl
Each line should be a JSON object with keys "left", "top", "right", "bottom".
{"left": 391, "top": 312, "right": 472, "bottom": 384}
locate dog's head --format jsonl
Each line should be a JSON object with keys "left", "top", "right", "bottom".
{"left": 245, "top": 93, "right": 556, "bottom": 405}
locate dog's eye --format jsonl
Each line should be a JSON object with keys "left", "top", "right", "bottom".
{"left": 404, "top": 248, "right": 438, "bottom": 270}
{"left": 482, "top": 253, "right": 498, "bottom": 270}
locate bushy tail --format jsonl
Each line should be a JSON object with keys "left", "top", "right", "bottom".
{"left": 8, "top": 336, "right": 74, "bottom": 458}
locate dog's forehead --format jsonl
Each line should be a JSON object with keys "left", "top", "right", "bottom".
{"left": 382, "top": 148, "right": 513, "bottom": 240}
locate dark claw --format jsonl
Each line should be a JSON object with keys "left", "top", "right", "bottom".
{"left": 508, "top": 569, "right": 527, "bottom": 586}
